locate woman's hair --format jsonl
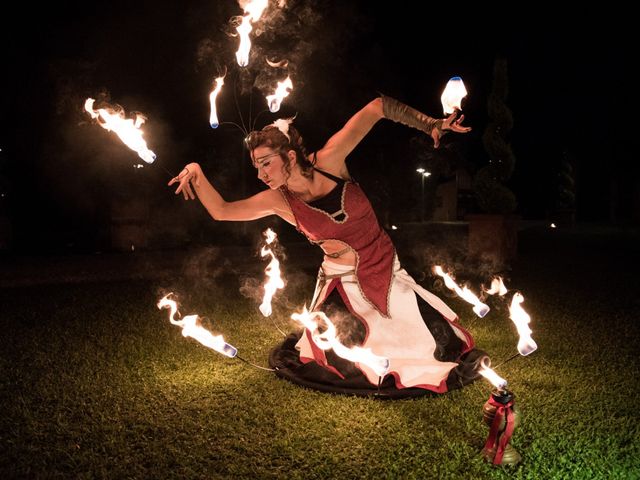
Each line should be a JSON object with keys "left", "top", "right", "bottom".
{"left": 245, "top": 124, "right": 314, "bottom": 179}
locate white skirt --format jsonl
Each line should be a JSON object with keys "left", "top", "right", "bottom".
{"left": 295, "top": 256, "right": 474, "bottom": 390}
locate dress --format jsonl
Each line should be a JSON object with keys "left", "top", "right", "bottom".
{"left": 268, "top": 170, "right": 485, "bottom": 397}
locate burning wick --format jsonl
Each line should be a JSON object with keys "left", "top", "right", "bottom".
{"left": 478, "top": 357, "right": 508, "bottom": 391}
{"left": 234, "top": 0, "right": 269, "bottom": 67}
{"left": 440, "top": 76, "right": 468, "bottom": 116}
{"left": 433, "top": 266, "right": 490, "bottom": 317}
{"left": 508, "top": 292, "right": 537, "bottom": 356}
{"left": 259, "top": 228, "right": 285, "bottom": 317}
{"left": 485, "top": 276, "right": 508, "bottom": 296}
{"left": 266, "top": 76, "right": 293, "bottom": 113}
{"left": 84, "top": 98, "right": 156, "bottom": 164}
{"left": 209, "top": 75, "right": 225, "bottom": 128}
{"left": 157, "top": 294, "right": 237, "bottom": 358}
{"left": 292, "top": 306, "right": 390, "bottom": 378}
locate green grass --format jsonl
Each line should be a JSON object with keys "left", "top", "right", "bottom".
{"left": 1, "top": 226, "right": 639, "bottom": 479}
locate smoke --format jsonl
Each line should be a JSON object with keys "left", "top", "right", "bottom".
{"left": 405, "top": 226, "right": 511, "bottom": 303}
{"left": 323, "top": 306, "right": 366, "bottom": 348}
{"left": 192, "top": 0, "right": 371, "bottom": 131}
{"left": 181, "top": 245, "right": 226, "bottom": 280}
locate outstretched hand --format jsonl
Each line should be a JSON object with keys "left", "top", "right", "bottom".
{"left": 168, "top": 163, "right": 201, "bottom": 200}
{"left": 431, "top": 110, "right": 472, "bottom": 148}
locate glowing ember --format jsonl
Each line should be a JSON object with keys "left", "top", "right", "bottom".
{"left": 485, "top": 277, "right": 508, "bottom": 296}
{"left": 84, "top": 98, "right": 156, "bottom": 164}
{"left": 434, "top": 266, "right": 490, "bottom": 317}
{"left": 479, "top": 358, "right": 508, "bottom": 390}
{"left": 440, "top": 76, "right": 468, "bottom": 115}
{"left": 292, "top": 306, "right": 390, "bottom": 377}
{"left": 509, "top": 293, "right": 537, "bottom": 356}
{"left": 157, "top": 294, "right": 237, "bottom": 357}
{"left": 266, "top": 76, "right": 293, "bottom": 113}
{"left": 259, "top": 228, "right": 285, "bottom": 316}
{"left": 234, "top": 0, "right": 269, "bottom": 67}
{"left": 209, "top": 75, "right": 225, "bottom": 128}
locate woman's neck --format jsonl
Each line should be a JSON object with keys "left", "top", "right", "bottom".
{"left": 285, "top": 166, "right": 315, "bottom": 197}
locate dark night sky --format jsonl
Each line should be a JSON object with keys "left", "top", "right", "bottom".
{"left": 0, "top": 1, "right": 635, "bottom": 252}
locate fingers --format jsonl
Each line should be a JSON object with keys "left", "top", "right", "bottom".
{"left": 171, "top": 175, "right": 196, "bottom": 200}
{"left": 431, "top": 130, "right": 440, "bottom": 149}
{"left": 184, "top": 183, "right": 195, "bottom": 200}
{"left": 176, "top": 182, "right": 195, "bottom": 200}
{"left": 451, "top": 114, "right": 472, "bottom": 132}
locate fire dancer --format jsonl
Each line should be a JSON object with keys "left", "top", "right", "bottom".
{"left": 169, "top": 96, "right": 485, "bottom": 396}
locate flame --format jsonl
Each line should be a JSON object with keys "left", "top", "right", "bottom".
{"left": 259, "top": 228, "right": 285, "bottom": 316}
{"left": 266, "top": 76, "right": 293, "bottom": 113}
{"left": 478, "top": 358, "right": 508, "bottom": 389}
{"left": 485, "top": 276, "right": 508, "bottom": 296}
{"left": 266, "top": 57, "right": 289, "bottom": 68}
{"left": 235, "top": 0, "right": 269, "bottom": 67}
{"left": 440, "top": 76, "right": 468, "bottom": 115}
{"left": 509, "top": 293, "right": 538, "bottom": 356}
{"left": 235, "top": 15, "right": 253, "bottom": 67}
{"left": 241, "top": 0, "right": 268, "bottom": 20}
{"left": 433, "top": 266, "right": 490, "bottom": 317}
{"left": 209, "top": 75, "right": 225, "bottom": 128}
{"left": 292, "top": 306, "right": 390, "bottom": 377}
{"left": 157, "top": 294, "right": 237, "bottom": 358}
{"left": 264, "top": 227, "right": 277, "bottom": 244}
{"left": 84, "top": 98, "right": 156, "bottom": 164}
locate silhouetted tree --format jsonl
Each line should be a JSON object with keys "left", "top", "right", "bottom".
{"left": 473, "top": 57, "right": 517, "bottom": 214}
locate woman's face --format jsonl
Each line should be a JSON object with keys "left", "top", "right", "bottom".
{"left": 252, "top": 146, "right": 288, "bottom": 189}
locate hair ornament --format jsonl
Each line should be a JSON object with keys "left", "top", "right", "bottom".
{"left": 271, "top": 116, "right": 296, "bottom": 142}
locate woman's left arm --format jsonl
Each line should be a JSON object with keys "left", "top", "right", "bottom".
{"left": 315, "top": 96, "right": 471, "bottom": 175}
{"left": 314, "top": 98, "right": 384, "bottom": 177}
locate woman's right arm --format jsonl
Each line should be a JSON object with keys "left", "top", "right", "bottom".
{"left": 168, "top": 163, "right": 284, "bottom": 222}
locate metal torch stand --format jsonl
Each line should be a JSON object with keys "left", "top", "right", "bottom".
{"left": 481, "top": 389, "right": 522, "bottom": 465}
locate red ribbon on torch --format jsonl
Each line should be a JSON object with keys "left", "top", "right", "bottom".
{"left": 483, "top": 396, "right": 516, "bottom": 465}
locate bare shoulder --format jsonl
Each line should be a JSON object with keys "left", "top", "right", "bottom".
{"left": 313, "top": 151, "right": 351, "bottom": 180}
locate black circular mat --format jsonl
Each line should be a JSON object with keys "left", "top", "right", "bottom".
{"left": 269, "top": 332, "right": 488, "bottom": 399}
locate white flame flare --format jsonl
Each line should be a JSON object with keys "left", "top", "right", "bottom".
{"left": 478, "top": 358, "right": 508, "bottom": 390}
{"left": 485, "top": 276, "right": 508, "bottom": 296}
{"left": 84, "top": 98, "right": 156, "bottom": 164}
{"left": 157, "top": 294, "right": 237, "bottom": 357}
{"left": 235, "top": 0, "right": 269, "bottom": 67}
{"left": 266, "top": 76, "right": 293, "bottom": 113}
{"left": 209, "top": 75, "right": 225, "bottom": 128}
{"left": 440, "top": 76, "right": 468, "bottom": 115}
{"left": 509, "top": 292, "right": 538, "bottom": 356}
{"left": 292, "top": 306, "right": 390, "bottom": 377}
{"left": 433, "top": 266, "right": 490, "bottom": 317}
{"left": 259, "top": 228, "right": 285, "bottom": 316}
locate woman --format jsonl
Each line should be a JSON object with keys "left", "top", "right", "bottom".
{"left": 169, "top": 96, "right": 485, "bottom": 397}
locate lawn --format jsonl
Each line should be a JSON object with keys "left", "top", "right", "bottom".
{"left": 1, "top": 225, "right": 639, "bottom": 479}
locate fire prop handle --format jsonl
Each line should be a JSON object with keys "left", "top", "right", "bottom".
{"left": 492, "top": 352, "right": 524, "bottom": 370}
{"left": 235, "top": 354, "right": 277, "bottom": 372}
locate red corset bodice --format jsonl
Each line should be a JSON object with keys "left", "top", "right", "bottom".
{"left": 281, "top": 182, "right": 395, "bottom": 316}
